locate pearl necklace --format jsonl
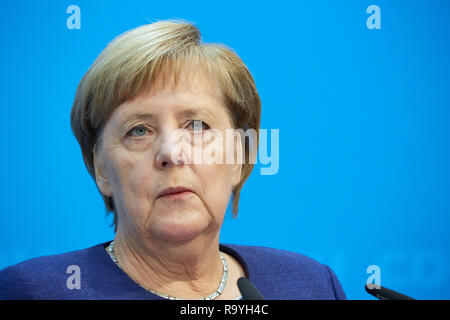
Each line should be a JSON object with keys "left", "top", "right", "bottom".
{"left": 107, "top": 241, "right": 229, "bottom": 300}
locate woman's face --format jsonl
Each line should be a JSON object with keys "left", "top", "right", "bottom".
{"left": 94, "top": 68, "right": 242, "bottom": 243}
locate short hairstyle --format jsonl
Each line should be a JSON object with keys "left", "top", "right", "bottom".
{"left": 70, "top": 20, "right": 261, "bottom": 230}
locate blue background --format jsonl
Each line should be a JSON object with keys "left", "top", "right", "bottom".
{"left": 1, "top": 0, "right": 449, "bottom": 300}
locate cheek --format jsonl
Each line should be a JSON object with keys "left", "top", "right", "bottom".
{"left": 197, "top": 163, "right": 234, "bottom": 214}
{"left": 193, "top": 132, "right": 238, "bottom": 216}
{"left": 107, "top": 151, "right": 156, "bottom": 217}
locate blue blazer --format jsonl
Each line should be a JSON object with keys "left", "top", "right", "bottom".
{"left": 0, "top": 242, "right": 346, "bottom": 300}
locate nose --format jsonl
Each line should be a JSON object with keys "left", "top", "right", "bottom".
{"left": 155, "top": 129, "right": 187, "bottom": 170}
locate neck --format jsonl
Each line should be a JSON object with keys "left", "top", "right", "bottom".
{"left": 112, "top": 227, "right": 224, "bottom": 299}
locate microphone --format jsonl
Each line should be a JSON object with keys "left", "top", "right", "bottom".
{"left": 365, "top": 284, "right": 415, "bottom": 300}
{"left": 237, "top": 277, "right": 265, "bottom": 300}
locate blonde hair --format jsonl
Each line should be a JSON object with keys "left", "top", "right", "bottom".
{"left": 70, "top": 20, "right": 261, "bottom": 230}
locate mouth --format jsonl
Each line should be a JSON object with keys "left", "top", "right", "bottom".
{"left": 157, "top": 186, "right": 195, "bottom": 200}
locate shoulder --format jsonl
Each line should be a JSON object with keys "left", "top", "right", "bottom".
{"left": 220, "top": 244, "right": 346, "bottom": 300}
{"left": 222, "top": 244, "right": 325, "bottom": 274}
{"left": 0, "top": 242, "right": 107, "bottom": 299}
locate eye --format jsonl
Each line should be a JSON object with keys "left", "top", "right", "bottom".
{"left": 187, "top": 120, "right": 210, "bottom": 132}
{"left": 127, "top": 125, "right": 151, "bottom": 137}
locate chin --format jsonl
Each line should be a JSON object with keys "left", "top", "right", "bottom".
{"left": 154, "top": 228, "right": 204, "bottom": 243}
{"left": 148, "top": 214, "right": 212, "bottom": 243}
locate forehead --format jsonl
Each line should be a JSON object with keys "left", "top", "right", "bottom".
{"left": 113, "top": 65, "right": 228, "bottom": 123}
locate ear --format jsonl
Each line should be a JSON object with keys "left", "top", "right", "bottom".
{"left": 93, "top": 146, "right": 113, "bottom": 197}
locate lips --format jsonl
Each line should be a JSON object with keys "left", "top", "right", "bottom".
{"left": 157, "top": 186, "right": 194, "bottom": 198}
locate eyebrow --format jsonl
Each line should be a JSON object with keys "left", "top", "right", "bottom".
{"left": 178, "top": 107, "right": 216, "bottom": 122}
{"left": 118, "top": 105, "right": 217, "bottom": 125}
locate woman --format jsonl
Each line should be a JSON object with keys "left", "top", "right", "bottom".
{"left": 0, "top": 20, "right": 346, "bottom": 300}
